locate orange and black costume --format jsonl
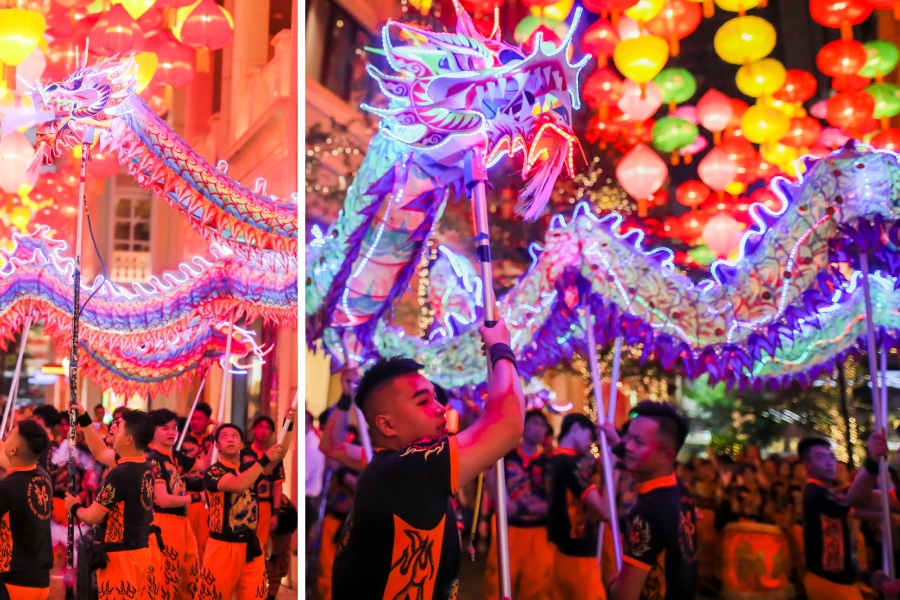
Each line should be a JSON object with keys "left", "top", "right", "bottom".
{"left": 181, "top": 431, "right": 212, "bottom": 559}
{"left": 196, "top": 460, "right": 266, "bottom": 600}
{"left": 0, "top": 466, "right": 54, "bottom": 600}
{"left": 332, "top": 436, "right": 461, "bottom": 600}
{"left": 240, "top": 446, "right": 285, "bottom": 551}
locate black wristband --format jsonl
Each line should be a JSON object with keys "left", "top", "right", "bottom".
{"left": 865, "top": 457, "right": 880, "bottom": 475}
{"left": 76, "top": 413, "right": 92, "bottom": 428}
{"left": 258, "top": 455, "right": 272, "bottom": 470}
{"left": 287, "top": 421, "right": 295, "bottom": 432}
{"left": 336, "top": 393, "right": 353, "bottom": 411}
{"left": 190, "top": 493, "right": 201, "bottom": 504}
{"left": 69, "top": 502, "right": 82, "bottom": 518}
{"left": 489, "top": 343, "right": 517, "bottom": 369}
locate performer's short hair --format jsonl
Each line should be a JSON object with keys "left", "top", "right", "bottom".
{"left": 194, "top": 402, "right": 213, "bottom": 419}
{"left": 252, "top": 416, "right": 275, "bottom": 431}
{"left": 120, "top": 409, "right": 155, "bottom": 450}
{"left": 215, "top": 423, "right": 244, "bottom": 442}
{"left": 558, "top": 414, "right": 595, "bottom": 443}
{"left": 630, "top": 401, "right": 690, "bottom": 453}
{"left": 355, "top": 357, "right": 424, "bottom": 414}
{"left": 31, "top": 405, "right": 60, "bottom": 429}
{"left": 149, "top": 408, "right": 178, "bottom": 428}
{"left": 798, "top": 436, "right": 831, "bottom": 461}
{"left": 524, "top": 410, "right": 550, "bottom": 432}
{"left": 16, "top": 419, "right": 49, "bottom": 458}
{"left": 433, "top": 383, "right": 449, "bottom": 407}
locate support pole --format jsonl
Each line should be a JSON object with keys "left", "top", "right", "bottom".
{"left": 0, "top": 316, "right": 31, "bottom": 438}
{"left": 210, "top": 310, "right": 236, "bottom": 465}
{"left": 67, "top": 125, "right": 94, "bottom": 569}
{"left": 585, "top": 304, "right": 623, "bottom": 574}
{"left": 175, "top": 373, "right": 209, "bottom": 452}
{"left": 608, "top": 337, "right": 624, "bottom": 423}
{"left": 860, "top": 252, "right": 895, "bottom": 578}
{"left": 277, "top": 391, "right": 299, "bottom": 444}
{"left": 465, "top": 149, "right": 512, "bottom": 600}
{"left": 338, "top": 333, "right": 373, "bottom": 462}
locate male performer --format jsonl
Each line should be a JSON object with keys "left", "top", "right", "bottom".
{"left": 331, "top": 320, "right": 525, "bottom": 600}
{"left": 485, "top": 409, "right": 553, "bottom": 600}
{"left": 0, "top": 420, "right": 53, "bottom": 600}
{"left": 241, "top": 416, "right": 285, "bottom": 550}
{"left": 64, "top": 409, "right": 158, "bottom": 600}
{"left": 93, "top": 404, "right": 109, "bottom": 439}
{"left": 182, "top": 402, "right": 215, "bottom": 558}
{"left": 544, "top": 413, "right": 607, "bottom": 600}
{"left": 196, "top": 422, "right": 289, "bottom": 600}
{"left": 147, "top": 409, "right": 210, "bottom": 600}
{"left": 607, "top": 401, "right": 698, "bottom": 600}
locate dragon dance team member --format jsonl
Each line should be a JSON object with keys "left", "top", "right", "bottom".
{"left": 64, "top": 409, "right": 159, "bottom": 600}
{"left": 240, "top": 416, "right": 285, "bottom": 551}
{"left": 544, "top": 414, "right": 607, "bottom": 600}
{"left": 332, "top": 319, "right": 525, "bottom": 600}
{"left": 485, "top": 409, "right": 554, "bottom": 600}
{"left": 607, "top": 401, "right": 698, "bottom": 600}
{"left": 0, "top": 421, "right": 54, "bottom": 600}
{"left": 147, "top": 409, "right": 211, "bottom": 600}
{"left": 196, "top": 423, "right": 289, "bottom": 600}
{"left": 182, "top": 401, "right": 215, "bottom": 559}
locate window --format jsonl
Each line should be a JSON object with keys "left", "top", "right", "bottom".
{"left": 319, "top": 4, "right": 372, "bottom": 104}
{"left": 111, "top": 198, "right": 152, "bottom": 283}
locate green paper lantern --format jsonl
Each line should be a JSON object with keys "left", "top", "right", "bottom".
{"left": 866, "top": 83, "right": 900, "bottom": 119}
{"left": 688, "top": 244, "right": 717, "bottom": 266}
{"left": 652, "top": 116, "right": 699, "bottom": 153}
{"left": 859, "top": 40, "right": 900, "bottom": 79}
{"left": 653, "top": 68, "right": 697, "bottom": 107}
{"left": 514, "top": 16, "right": 568, "bottom": 47}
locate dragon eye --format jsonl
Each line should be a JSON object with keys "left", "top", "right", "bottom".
{"left": 45, "top": 84, "right": 58, "bottom": 92}
{"left": 499, "top": 49, "right": 523, "bottom": 65}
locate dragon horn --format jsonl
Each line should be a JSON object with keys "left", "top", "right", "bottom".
{"left": 450, "top": 0, "right": 483, "bottom": 41}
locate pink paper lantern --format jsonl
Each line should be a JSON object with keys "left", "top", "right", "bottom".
{"left": 0, "top": 132, "right": 35, "bottom": 194}
{"left": 697, "top": 89, "right": 733, "bottom": 134}
{"left": 617, "top": 79, "right": 663, "bottom": 122}
{"left": 697, "top": 146, "right": 737, "bottom": 192}
{"left": 702, "top": 213, "right": 742, "bottom": 256}
{"left": 818, "top": 126, "right": 851, "bottom": 148}
{"left": 673, "top": 104, "right": 697, "bottom": 124}
{"left": 616, "top": 143, "right": 668, "bottom": 217}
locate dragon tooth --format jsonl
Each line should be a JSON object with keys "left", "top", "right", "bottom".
{"left": 486, "top": 81, "right": 497, "bottom": 99}
{"left": 498, "top": 77, "right": 507, "bottom": 98}
{"left": 552, "top": 71, "right": 562, "bottom": 89}
{"left": 542, "top": 66, "right": 552, "bottom": 83}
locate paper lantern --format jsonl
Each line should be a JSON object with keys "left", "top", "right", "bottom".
{"left": 680, "top": 134, "right": 707, "bottom": 162}
{"left": 714, "top": 0, "right": 761, "bottom": 11}
{"left": 866, "top": 83, "right": 900, "bottom": 125}
{"left": 653, "top": 68, "right": 696, "bottom": 111}
{"left": 652, "top": 116, "right": 698, "bottom": 162}
{"left": 514, "top": 16, "right": 568, "bottom": 50}
{"left": 121, "top": 0, "right": 156, "bottom": 19}
{"left": 741, "top": 104, "right": 789, "bottom": 143}
{"left": 697, "top": 89, "right": 733, "bottom": 140}
{"left": 780, "top": 116, "right": 822, "bottom": 148}
{"left": 15, "top": 48, "right": 45, "bottom": 94}
{"left": 624, "top": 0, "right": 664, "bottom": 22}
{"left": 146, "top": 32, "right": 194, "bottom": 89}
{"left": 816, "top": 39, "right": 867, "bottom": 78}
{"left": 832, "top": 73, "right": 870, "bottom": 92}
{"left": 673, "top": 104, "right": 698, "bottom": 123}
{"left": 871, "top": 128, "right": 900, "bottom": 150}
{"left": 91, "top": 4, "right": 145, "bottom": 56}
{"left": 617, "top": 15, "right": 641, "bottom": 39}
{"left": 773, "top": 70, "right": 817, "bottom": 103}
{"left": 582, "top": 0, "right": 638, "bottom": 22}
{"left": 613, "top": 35, "right": 669, "bottom": 89}
{"left": 583, "top": 68, "right": 623, "bottom": 119}
{"left": 719, "top": 135, "right": 755, "bottom": 166}
{"left": 616, "top": 143, "right": 668, "bottom": 216}
{"left": 809, "top": 0, "right": 871, "bottom": 40}
{"left": 714, "top": 16, "right": 776, "bottom": 65}
{"left": 698, "top": 146, "right": 738, "bottom": 192}
{"left": 178, "top": 0, "right": 234, "bottom": 72}
{"left": 843, "top": 116, "right": 878, "bottom": 138}
{"left": 759, "top": 142, "right": 798, "bottom": 166}
{"left": 736, "top": 59, "right": 786, "bottom": 98}
{"left": 0, "top": 8, "right": 47, "bottom": 79}
{"left": 134, "top": 51, "right": 158, "bottom": 93}
{"left": 750, "top": 188, "right": 782, "bottom": 211}
{"left": 727, "top": 98, "right": 749, "bottom": 130}
{"left": 818, "top": 126, "right": 851, "bottom": 148}
{"left": 703, "top": 213, "right": 742, "bottom": 256}
{"left": 137, "top": 6, "right": 163, "bottom": 31}
{"left": 0, "top": 132, "right": 34, "bottom": 194}
{"left": 677, "top": 211, "right": 710, "bottom": 244}
{"left": 859, "top": 41, "right": 900, "bottom": 82}
{"left": 645, "top": 0, "right": 701, "bottom": 55}
{"left": 867, "top": 0, "right": 900, "bottom": 19}
{"left": 825, "top": 90, "right": 875, "bottom": 132}
{"left": 580, "top": 18, "right": 619, "bottom": 67}
{"left": 529, "top": 0, "right": 574, "bottom": 19}
{"left": 676, "top": 180, "right": 710, "bottom": 208}
{"left": 617, "top": 79, "right": 663, "bottom": 121}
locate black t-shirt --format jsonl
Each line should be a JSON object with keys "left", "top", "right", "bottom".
{"left": 0, "top": 466, "right": 53, "bottom": 587}
{"left": 623, "top": 475, "right": 699, "bottom": 600}
{"left": 544, "top": 448, "right": 599, "bottom": 557}
{"left": 94, "top": 457, "right": 155, "bottom": 551}
{"left": 505, "top": 446, "right": 548, "bottom": 528}
{"left": 802, "top": 478, "right": 856, "bottom": 585}
{"left": 180, "top": 430, "right": 212, "bottom": 461}
{"left": 325, "top": 468, "right": 357, "bottom": 520}
{"left": 148, "top": 446, "right": 196, "bottom": 517}
{"left": 239, "top": 446, "right": 285, "bottom": 505}
{"left": 332, "top": 436, "right": 460, "bottom": 600}
{"left": 204, "top": 460, "right": 259, "bottom": 541}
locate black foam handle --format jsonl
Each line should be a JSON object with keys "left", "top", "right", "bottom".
{"left": 484, "top": 320, "right": 498, "bottom": 328}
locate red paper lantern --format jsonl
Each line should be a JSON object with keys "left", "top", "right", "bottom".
{"left": 137, "top": 6, "right": 163, "bottom": 32}
{"left": 86, "top": 148, "right": 121, "bottom": 179}
{"left": 832, "top": 73, "right": 870, "bottom": 91}
{"left": 867, "top": 0, "right": 900, "bottom": 20}
{"left": 809, "top": 0, "right": 872, "bottom": 40}
{"left": 816, "top": 39, "right": 867, "bottom": 77}
{"left": 583, "top": 0, "right": 638, "bottom": 21}
{"left": 675, "top": 211, "right": 709, "bottom": 244}
{"left": 580, "top": 19, "right": 619, "bottom": 67}
{"left": 617, "top": 79, "right": 662, "bottom": 122}
{"left": 697, "top": 89, "right": 732, "bottom": 141}
{"left": 825, "top": 90, "right": 875, "bottom": 131}
{"left": 841, "top": 116, "right": 879, "bottom": 138}
{"left": 179, "top": 0, "right": 234, "bottom": 72}
{"left": 871, "top": 128, "right": 900, "bottom": 150}
{"left": 616, "top": 143, "right": 668, "bottom": 216}
{"left": 755, "top": 158, "right": 782, "bottom": 181}
{"left": 702, "top": 213, "right": 742, "bottom": 256}
{"left": 583, "top": 68, "right": 623, "bottom": 119}
{"left": 719, "top": 135, "right": 755, "bottom": 167}
{"left": 727, "top": 99, "right": 749, "bottom": 131}
{"left": 773, "top": 70, "right": 818, "bottom": 103}
{"left": 676, "top": 180, "right": 710, "bottom": 208}
{"left": 698, "top": 146, "right": 738, "bottom": 192}
{"left": 146, "top": 32, "right": 194, "bottom": 89}
{"left": 90, "top": 5, "right": 145, "bottom": 56}
{"left": 781, "top": 116, "right": 822, "bottom": 148}
{"left": 644, "top": 0, "right": 701, "bottom": 57}
{"left": 750, "top": 188, "right": 783, "bottom": 211}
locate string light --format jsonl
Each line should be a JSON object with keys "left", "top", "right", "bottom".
{"left": 416, "top": 236, "right": 438, "bottom": 337}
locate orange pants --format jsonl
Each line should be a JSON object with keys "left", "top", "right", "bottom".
{"left": 197, "top": 538, "right": 266, "bottom": 600}
{"left": 256, "top": 502, "right": 272, "bottom": 553}
{"left": 549, "top": 548, "right": 607, "bottom": 600}
{"left": 5, "top": 585, "right": 49, "bottom": 600}
{"left": 316, "top": 514, "right": 341, "bottom": 600}
{"left": 96, "top": 547, "right": 153, "bottom": 600}
{"left": 188, "top": 502, "right": 210, "bottom": 559}
{"left": 484, "top": 522, "right": 554, "bottom": 600}
{"left": 153, "top": 512, "right": 199, "bottom": 600}
{"left": 803, "top": 572, "right": 864, "bottom": 600}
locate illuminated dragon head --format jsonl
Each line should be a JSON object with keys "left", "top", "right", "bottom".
{"left": 25, "top": 53, "right": 137, "bottom": 183}
{"left": 364, "top": 0, "right": 589, "bottom": 220}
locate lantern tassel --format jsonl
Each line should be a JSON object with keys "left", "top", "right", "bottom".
{"left": 669, "top": 34, "right": 679, "bottom": 57}
{"left": 883, "top": 117, "right": 891, "bottom": 131}
{"left": 895, "top": 0, "right": 900, "bottom": 20}
{"left": 668, "top": 100, "right": 676, "bottom": 113}
{"left": 841, "top": 21, "right": 852, "bottom": 41}
{"left": 671, "top": 151, "right": 679, "bottom": 166}
{"left": 599, "top": 55, "right": 607, "bottom": 69}
{"left": 600, "top": 101, "right": 608, "bottom": 122}
{"left": 196, "top": 47, "right": 210, "bottom": 73}
{"left": 610, "top": 7, "right": 620, "bottom": 27}
{"left": 713, "top": 130, "right": 722, "bottom": 145}
{"left": 684, "top": 152, "right": 693, "bottom": 164}
{"left": 637, "top": 198, "right": 648, "bottom": 217}
{"left": 639, "top": 81, "right": 647, "bottom": 100}
{"left": 703, "top": 0, "right": 714, "bottom": 18}
{"left": 164, "top": 84, "right": 174, "bottom": 111}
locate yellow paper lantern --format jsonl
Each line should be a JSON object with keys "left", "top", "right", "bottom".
{"left": 530, "top": 0, "right": 574, "bottom": 21}
{"left": 759, "top": 142, "right": 798, "bottom": 166}
{"left": 134, "top": 52, "right": 158, "bottom": 93}
{"left": 10, "top": 206, "right": 30, "bottom": 232}
{"left": 714, "top": 16, "right": 776, "bottom": 65}
{"left": 122, "top": 0, "right": 156, "bottom": 19}
{"left": 742, "top": 105, "right": 789, "bottom": 143}
{"left": 0, "top": 9, "right": 47, "bottom": 67}
{"left": 613, "top": 35, "right": 670, "bottom": 83}
{"left": 725, "top": 180, "right": 745, "bottom": 195}
{"left": 713, "top": 0, "right": 761, "bottom": 12}
{"left": 759, "top": 95, "right": 800, "bottom": 118}
{"left": 625, "top": 0, "right": 664, "bottom": 22}
{"left": 736, "top": 58, "right": 786, "bottom": 98}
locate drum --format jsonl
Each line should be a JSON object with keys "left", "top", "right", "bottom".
{"left": 722, "top": 521, "right": 796, "bottom": 600}
{"left": 697, "top": 507, "right": 722, "bottom": 584}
